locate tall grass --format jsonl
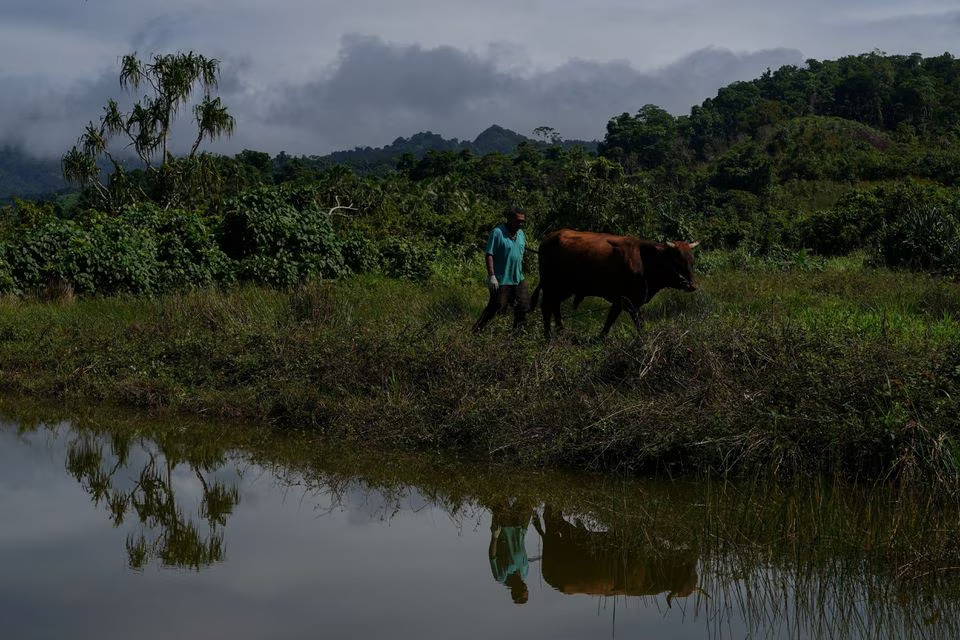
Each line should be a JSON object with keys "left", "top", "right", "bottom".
{"left": 0, "top": 253, "right": 958, "bottom": 488}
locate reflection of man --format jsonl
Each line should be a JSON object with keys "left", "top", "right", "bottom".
{"left": 488, "top": 497, "right": 535, "bottom": 604}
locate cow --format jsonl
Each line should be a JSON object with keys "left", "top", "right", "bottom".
{"left": 530, "top": 229, "right": 699, "bottom": 339}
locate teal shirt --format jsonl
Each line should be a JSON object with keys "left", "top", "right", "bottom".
{"left": 490, "top": 526, "right": 530, "bottom": 583}
{"left": 485, "top": 224, "right": 526, "bottom": 285}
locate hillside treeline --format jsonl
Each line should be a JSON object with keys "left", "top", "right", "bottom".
{"left": 2, "top": 50, "right": 960, "bottom": 295}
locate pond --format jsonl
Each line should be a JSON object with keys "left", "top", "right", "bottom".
{"left": 1, "top": 409, "right": 958, "bottom": 639}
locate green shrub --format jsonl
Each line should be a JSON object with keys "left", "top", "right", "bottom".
{"left": 876, "top": 205, "right": 960, "bottom": 274}
{"left": 339, "top": 232, "right": 381, "bottom": 274}
{"left": 122, "top": 204, "right": 234, "bottom": 290}
{"left": 378, "top": 237, "right": 437, "bottom": 280}
{"left": 220, "top": 186, "right": 347, "bottom": 287}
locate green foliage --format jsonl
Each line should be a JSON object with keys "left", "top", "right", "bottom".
{"left": 709, "top": 141, "right": 772, "bottom": 194}
{"left": 220, "top": 186, "right": 348, "bottom": 287}
{"left": 0, "top": 205, "right": 232, "bottom": 295}
{"left": 2, "top": 214, "right": 155, "bottom": 294}
{"left": 339, "top": 232, "right": 381, "bottom": 274}
{"left": 877, "top": 204, "right": 960, "bottom": 274}
{"left": 122, "top": 204, "right": 234, "bottom": 290}
{"left": 377, "top": 237, "right": 437, "bottom": 281}
{"left": 598, "top": 105, "right": 683, "bottom": 172}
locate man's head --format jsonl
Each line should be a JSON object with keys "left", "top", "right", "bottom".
{"left": 505, "top": 572, "right": 529, "bottom": 604}
{"left": 505, "top": 207, "right": 526, "bottom": 234}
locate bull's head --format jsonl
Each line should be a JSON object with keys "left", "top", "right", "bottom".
{"left": 664, "top": 241, "right": 699, "bottom": 292}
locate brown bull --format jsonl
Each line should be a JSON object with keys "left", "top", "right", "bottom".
{"left": 531, "top": 229, "right": 699, "bottom": 339}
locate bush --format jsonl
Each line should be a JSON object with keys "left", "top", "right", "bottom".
{"left": 122, "top": 204, "right": 234, "bottom": 290}
{"left": 876, "top": 205, "right": 960, "bottom": 274}
{"left": 378, "top": 237, "right": 437, "bottom": 280}
{"left": 220, "top": 186, "right": 348, "bottom": 287}
{"left": 340, "top": 232, "right": 381, "bottom": 274}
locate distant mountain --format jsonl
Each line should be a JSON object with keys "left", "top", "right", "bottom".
{"left": 309, "top": 125, "right": 598, "bottom": 175}
{"left": 0, "top": 146, "right": 69, "bottom": 203}
{"left": 0, "top": 125, "right": 595, "bottom": 201}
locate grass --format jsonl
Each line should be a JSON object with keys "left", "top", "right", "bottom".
{"left": 0, "top": 252, "right": 958, "bottom": 489}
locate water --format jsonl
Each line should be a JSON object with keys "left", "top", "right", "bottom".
{"left": 1, "top": 412, "right": 958, "bottom": 639}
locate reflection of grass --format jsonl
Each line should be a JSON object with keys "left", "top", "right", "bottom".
{"left": 6, "top": 404, "right": 960, "bottom": 637}
{"left": 0, "top": 255, "right": 959, "bottom": 489}
{"left": 699, "top": 477, "right": 960, "bottom": 639}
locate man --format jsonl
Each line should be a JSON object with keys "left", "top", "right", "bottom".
{"left": 472, "top": 207, "right": 530, "bottom": 334}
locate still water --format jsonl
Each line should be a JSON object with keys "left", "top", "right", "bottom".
{"left": 1, "top": 412, "right": 958, "bottom": 639}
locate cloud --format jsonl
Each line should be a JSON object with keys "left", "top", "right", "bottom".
{"left": 264, "top": 37, "right": 803, "bottom": 154}
{"left": 0, "top": 36, "right": 804, "bottom": 159}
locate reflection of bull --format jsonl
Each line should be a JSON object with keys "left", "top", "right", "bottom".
{"left": 534, "top": 505, "right": 697, "bottom": 604}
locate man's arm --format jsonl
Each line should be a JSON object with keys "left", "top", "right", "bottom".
{"left": 485, "top": 253, "right": 496, "bottom": 277}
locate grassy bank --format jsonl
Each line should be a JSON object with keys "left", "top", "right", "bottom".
{"left": 1, "top": 253, "right": 959, "bottom": 487}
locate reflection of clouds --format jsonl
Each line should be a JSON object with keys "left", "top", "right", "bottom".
{"left": 0, "top": 427, "right": 106, "bottom": 544}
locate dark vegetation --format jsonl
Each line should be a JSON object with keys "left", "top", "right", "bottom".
{"left": 1, "top": 50, "right": 960, "bottom": 487}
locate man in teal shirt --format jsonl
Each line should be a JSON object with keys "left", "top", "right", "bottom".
{"left": 472, "top": 207, "right": 530, "bottom": 334}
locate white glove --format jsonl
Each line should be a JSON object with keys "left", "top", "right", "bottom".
{"left": 486, "top": 275, "right": 499, "bottom": 292}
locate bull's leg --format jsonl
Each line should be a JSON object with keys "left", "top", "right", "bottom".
{"left": 600, "top": 300, "right": 623, "bottom": 336}
{"left": 628, "top": 309, "right": 643, "bottom": 333}
{"left": 552, "top": 301, "right": 565, "bottom": 333}
{"left": 624, "top": 298, "right": 643, "bottom": 334}
{"left": 542, "top": 294, "right": 554, "bottom": 340}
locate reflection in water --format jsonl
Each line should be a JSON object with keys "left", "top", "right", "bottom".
{"left": 4, "top": 411, "right": 960, "bottom": 639}
{"left": 536, "top": 504, "right": 698, "bottom": 604}
{"left": 487, "top": 496, "right": 537, "bottom": 604}
{"left": 64, "top": 428, "right": 240, "bottom": 570}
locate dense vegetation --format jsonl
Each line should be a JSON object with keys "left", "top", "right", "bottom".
{"left": 1, "top": 50, "right": 959, "bottom": 487}
{"left": 3, "top": 50, "right": 959, "bottom": 295}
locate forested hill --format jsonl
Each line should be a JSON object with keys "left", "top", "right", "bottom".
{"left": 0, "top": 124, "right": 594, "bottom": 201}
{"left": 4, "top": 51, "right": 960, "bottom": 203}
{"left": 0, "top": 146, "right": 70, "bottom": 202}
{"left": 306, "top": 125, "right": 597, "bottom": 175}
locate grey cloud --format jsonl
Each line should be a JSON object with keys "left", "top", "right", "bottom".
{"left": 1, "top": 36, "right": 804, "bottom": 158}
{"left": 266, "top": 37, "right": 803, "bottom": 153}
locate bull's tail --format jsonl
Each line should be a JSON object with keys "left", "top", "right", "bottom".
{"left": 529, "top": 282, "right": 542, "bottom": 313}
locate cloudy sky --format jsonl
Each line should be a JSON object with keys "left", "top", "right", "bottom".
{"left": 1, "top": 0, "right": 957, "bottom": 158}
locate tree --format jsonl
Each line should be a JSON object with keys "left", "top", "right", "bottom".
{"left": 62, "top": 51, "right": 235, "bottom": 210}
{"left": 598, "top": 105, "right": 680, "bottom": 172}
{"left": 533, "top": 126, "right": 563, "bottom": 145}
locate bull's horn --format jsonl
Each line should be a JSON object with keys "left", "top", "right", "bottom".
{"left": 665, "top": 241, "right": 676, "bottom": 248}
{"left": 688, "top": 241, "right": 700, "bottom": 249}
